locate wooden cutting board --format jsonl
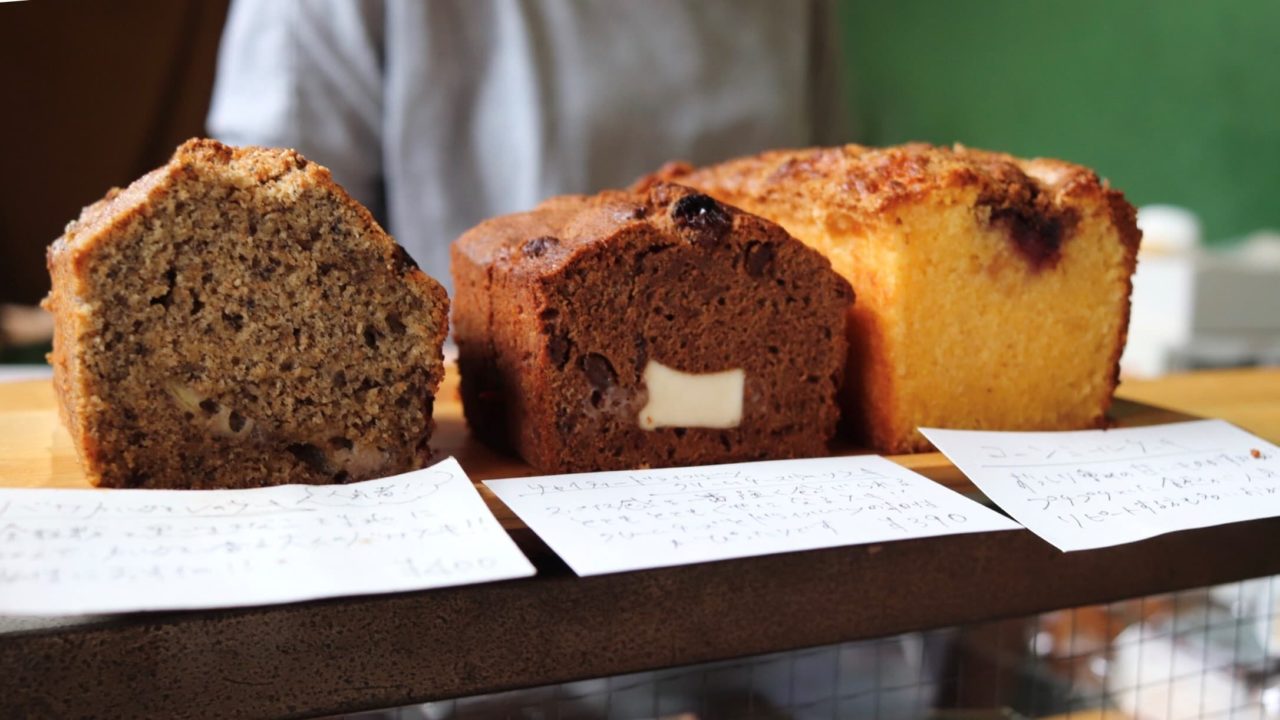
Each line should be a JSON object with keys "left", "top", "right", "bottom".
{"left": 6, "top": 364, "right": 1263, "bottom": 528}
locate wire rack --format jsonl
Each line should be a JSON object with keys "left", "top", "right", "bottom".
{"left": 349, "top": 575, "right": 1280, "bottom": 720}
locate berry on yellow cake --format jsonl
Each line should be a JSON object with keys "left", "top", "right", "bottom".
{"left": 646, "top": 143, "right": 1141, "bottom": 453}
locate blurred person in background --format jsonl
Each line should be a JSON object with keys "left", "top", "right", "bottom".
{"left": 210, "top": 3, "right": 883, "bottom": 718}
{"left": 207, "top": 0, "right": 847, "bottom": 291}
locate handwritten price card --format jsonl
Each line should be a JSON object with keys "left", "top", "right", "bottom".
{"left": 484, "top": 456, "right": 1018, "bottom": 576}
{"left": 921, "top": 420, "right": 1280, "bottom": 552}
{"left": 0, "top": 457, "right": 534, "bottom": 615}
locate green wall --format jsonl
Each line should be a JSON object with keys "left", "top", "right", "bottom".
{"left": 839, "top": 1, "right": 1280, "bottom": 244}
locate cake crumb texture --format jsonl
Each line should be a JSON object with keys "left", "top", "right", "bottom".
{"left": 44, "top": 139, "right": 449, "bottom": 488}
{"left": 452, "top": 182, "right": 852, "bottom": 473}
{"left": 648, "top": 143, "right": 1141, "bottom": 453}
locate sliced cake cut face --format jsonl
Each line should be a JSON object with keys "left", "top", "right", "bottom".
{"left": 451, "top": 183, "right": 852, "bottom": 473}
{"left": 44, "top": 139, "right": 449, "bottom": 488}
{"left": 653, "top": 144, "right": 1141, "bottom": 453}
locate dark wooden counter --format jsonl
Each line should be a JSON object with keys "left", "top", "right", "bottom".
{"left": 2, "top": 368, "right": 1278, "bottom": 718}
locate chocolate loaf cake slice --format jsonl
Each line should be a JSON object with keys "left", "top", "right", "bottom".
{"left": 452, "top": 183, "right": 852, "bottom": 473}
{"left": 44, "top": 139, "right": 449, "bottom": 488}
{"left": 649, "top": 144, "right": 1141, "bottom": 453}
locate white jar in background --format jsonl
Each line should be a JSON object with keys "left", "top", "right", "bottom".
{"left": 1122, "top": 205, "right": 1201, "bottom": 378}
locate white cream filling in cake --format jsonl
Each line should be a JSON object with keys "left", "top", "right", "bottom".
{"left": 637, "top": 359, "right": 744, "bottom": 430}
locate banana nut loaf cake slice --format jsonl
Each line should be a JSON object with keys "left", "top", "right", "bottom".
{"left": 452, "top": 182, "right": 852, "bottom": 473}
{"left": 650, "top": 144, "right": 1141, "bottom": 453}
{"left": 44, "top": 139, "right": 449, "bottom": 488}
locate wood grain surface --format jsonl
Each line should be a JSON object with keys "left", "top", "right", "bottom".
{"left": 2, "top": 367, "right": 1278, "bottom": 720}
{"left": 7, "top": 365, "right": 1271, "bottom": 527}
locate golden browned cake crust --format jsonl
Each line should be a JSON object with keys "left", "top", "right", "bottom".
{"left": 645, "top": 144, "right": 1140, "bottom": 453}
{"left": 44, "top": 139, "right": 450, "bottom": 488}
{"left": 452, "top": 183, "right": 852, "bottom": 473}
{"left": 646, "top": 144, "right": 1140, "bottom": 260}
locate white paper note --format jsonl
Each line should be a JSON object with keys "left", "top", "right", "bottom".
{"left": 0, "top": 457, "right": 535, "bottom": 615}
{"left": 921, "top": 420, "right": 1280, "bottom": 552}
{"left": 483, "top": 456, "right": 1019, "bottom": 576}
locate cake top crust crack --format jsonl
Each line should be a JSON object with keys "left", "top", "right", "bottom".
{"left": 638, "top": 143, "right": 1142, "bottom": 268}
{"left": 454, "top": 181, "right": 851, "bottom": 299}
{"left": 49, "top": 138, "right": 444, "bottom": 310}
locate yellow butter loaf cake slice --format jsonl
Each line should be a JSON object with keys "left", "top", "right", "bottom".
{"left": 650, "top": 144, "right": 1140, "bottom": 453}
{"left": 44, "top": 139, "right": 449, "bottom": 488}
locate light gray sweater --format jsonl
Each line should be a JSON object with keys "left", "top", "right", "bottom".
{"left": 208, "top": 0, "right": 846, "bottom": 290}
